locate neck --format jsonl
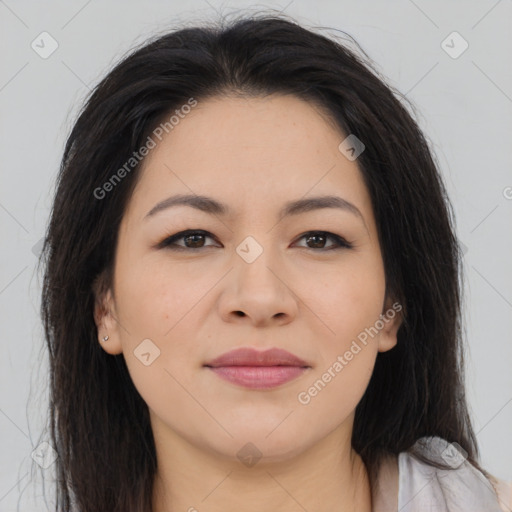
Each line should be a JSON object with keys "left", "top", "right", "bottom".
{"left": 151, "top": 423, "right": 372, "bottom": 512}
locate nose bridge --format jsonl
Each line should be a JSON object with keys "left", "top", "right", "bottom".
{"left": 234, "top": 232, "right": 283, "bottom": 292}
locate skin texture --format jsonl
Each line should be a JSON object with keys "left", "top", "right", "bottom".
{"left": 94, "top": 94, "right": 402, "bottom": 512}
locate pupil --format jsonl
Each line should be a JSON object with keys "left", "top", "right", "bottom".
{"left": 307, "top": 234, "right": 325, "bottom": 248}
{"left": 186, "top": 234, "right": 203, "bottom": 248}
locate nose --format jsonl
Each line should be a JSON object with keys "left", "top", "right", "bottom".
{"left": 217, "top": 245, "right": 298, "bottom": 327}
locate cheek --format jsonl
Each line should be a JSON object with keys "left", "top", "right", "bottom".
{"left": 300, "top": 257, "right": 386, "bottom": 347}
{"left": 114, "top": 262, "right": 201, "bottom": 424}
{"left": 114, "top": 258, "right": 205, "bottom": 385}
{"left": 115, "top": 256, "right": 204, "bottom": 339}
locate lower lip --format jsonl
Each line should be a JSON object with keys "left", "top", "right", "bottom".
{"left": 207, "top": 366, "right": 307, "bottom": 389}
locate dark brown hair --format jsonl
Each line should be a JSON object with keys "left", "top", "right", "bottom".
{"left": 36, "top": 10, "right": 484, "bottom": 511}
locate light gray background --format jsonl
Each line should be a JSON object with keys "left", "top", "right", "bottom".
{"left": 1, "top": 0, "right": 511, "bottom": 510}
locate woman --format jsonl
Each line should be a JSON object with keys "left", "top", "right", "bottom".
{"left": 38, "top": 11, "right": 511, "bottom": 512}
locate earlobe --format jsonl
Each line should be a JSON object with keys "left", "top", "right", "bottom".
{"left": 377, "top": 298, "right": 404, "bottom": 353}
{"left": 92, "top": 273, "right": 123, "bottom": 355}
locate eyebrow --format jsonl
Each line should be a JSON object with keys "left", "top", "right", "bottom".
{"left": 144, "top": 194, "right": 365, "bottom": 223}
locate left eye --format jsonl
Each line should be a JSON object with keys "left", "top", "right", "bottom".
{"left": 158, "top": 230, "right": 352, "bottom": 251}
{"left": 294, "top": 231, "right": 352, "bottom": 250}
{"left": 158, "top": 230, "right": 219, "bottom": 250}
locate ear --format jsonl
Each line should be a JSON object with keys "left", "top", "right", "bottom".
{"left": 377, "top": 296, "right": 403, "bottom": 353}
{"left": 92, "top": 271, "right": 123, "bottom": 355}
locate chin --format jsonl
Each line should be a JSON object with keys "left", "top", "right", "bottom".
{"left": 196, "top": 427, "right": 315, "bottom": 468}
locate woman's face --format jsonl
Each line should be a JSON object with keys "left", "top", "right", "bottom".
{"left": 95, "top": 94, "right": 401, "bottom": 463}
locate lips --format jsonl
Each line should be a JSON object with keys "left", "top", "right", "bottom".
{"left": 204, "top": 347, "right": 310, "bottom": 389}
{"left": 205, "top": 347, "right": 309, "bottom": 368}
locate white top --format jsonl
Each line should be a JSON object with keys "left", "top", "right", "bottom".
{"left": 371, "top": 436, "right": 512, "bottom": 511}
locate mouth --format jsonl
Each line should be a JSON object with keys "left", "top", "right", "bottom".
{"left": 204, "top": 347, "right": 311, "bottom": 389}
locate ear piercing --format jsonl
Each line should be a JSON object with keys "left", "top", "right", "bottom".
{"left": 102, "top": 335, "right": 109, "bottom": 342}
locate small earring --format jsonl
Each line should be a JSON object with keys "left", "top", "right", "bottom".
{"left": 102, "top": 335, "right": 109, "bottom": 342}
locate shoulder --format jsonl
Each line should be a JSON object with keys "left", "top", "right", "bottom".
{"left": 397, "top": 436, "right": 511, "bottom": 512}
{"left": 488, "top": 474, "right": 512, "bottom": 512}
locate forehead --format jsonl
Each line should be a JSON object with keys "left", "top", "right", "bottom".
{"left": 126, "top": 94, "right": 373, "bottom": 223}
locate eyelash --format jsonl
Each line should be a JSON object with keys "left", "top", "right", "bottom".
{"left": 157, "top": 229, "right": 353, "bottom": 252}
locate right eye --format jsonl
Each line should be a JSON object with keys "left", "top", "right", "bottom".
{"left": 157, "top": 230, "right": 219, "bottom": 251}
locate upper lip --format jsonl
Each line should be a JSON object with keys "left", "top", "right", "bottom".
{"left": 204, "top": 347, "right": 309, "bottom": 368}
